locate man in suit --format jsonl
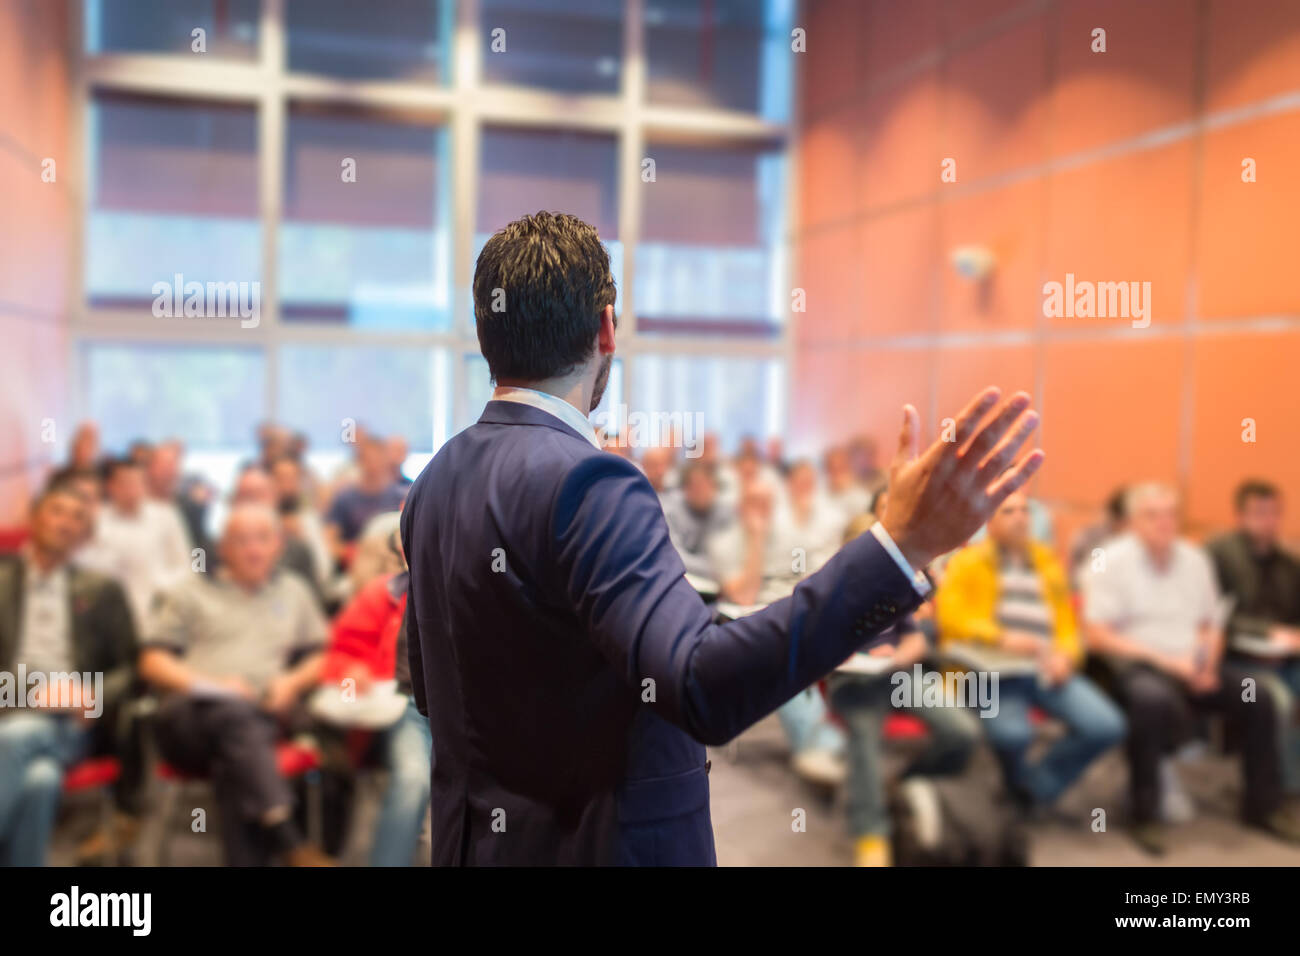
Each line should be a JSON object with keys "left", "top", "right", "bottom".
{"left": 0, "top": 476, "right": 138, "bottom": 865}
{"left": 401, "top": 211, "right": 1044, "bottom": 865}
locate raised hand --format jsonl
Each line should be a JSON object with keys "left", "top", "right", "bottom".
{"left": 880, "top": 387, "right": 1044, "bottom": 570}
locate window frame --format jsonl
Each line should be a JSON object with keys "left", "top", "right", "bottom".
{"left": 69, "top": 0, "right": 798, "bottom": 453}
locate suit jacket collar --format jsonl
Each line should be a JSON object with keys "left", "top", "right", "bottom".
{"left": 478, "top": 399, "right": 601, "bottom": 448}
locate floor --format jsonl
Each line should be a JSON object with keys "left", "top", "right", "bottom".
{"left": 50, "top": 712, "right": 1300, "bottom": 866}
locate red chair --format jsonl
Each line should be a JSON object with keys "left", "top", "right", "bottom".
{"left": 0, "top": 526, "right": 30, "bottom": 554}
{"left": 153, "top": 740, "right": 323, "bottom": 866}
{"left": 63, "top": 757, "right": 122, "bottom": 866}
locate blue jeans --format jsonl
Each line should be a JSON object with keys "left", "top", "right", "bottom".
{"left": 0, "top": 713, "right": 92, "bottom": 866}
{"left": 829, "top": 671, "right": 979, "bottom": 837}
{"left": 979, "top": 674, "right": 1126, "bottom": 807}
{"left": 369, "top": 698, "right": 433, "bottom": 867}
{"left": 776, "top": 686, "right": 846, "bottom": 756}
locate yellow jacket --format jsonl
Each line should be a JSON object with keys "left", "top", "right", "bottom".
{"left": 935, "top": 538, "right": 1082, "bottom": 663}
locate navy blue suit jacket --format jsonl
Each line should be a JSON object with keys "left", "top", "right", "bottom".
{"left": 401, "top": 400, "right": 923, "bottom": 865}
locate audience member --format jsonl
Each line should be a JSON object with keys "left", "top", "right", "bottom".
{"left": 937, "top": 492, "right": 1125, "bottom": 816}
{"left": 1208, "top": 480, "right": 1300, "bottom": 792}
{"left": 318, "top": 535, "right": 430, "bottom": 866}
{"left": 1084, "top": 483, "right": 1300, "bottom": 854}
{"left": 0, "top": 479, "right": 138, "bottom": 865}
{"left": 829, "top": 513, "right": 978, "bottom": 866}
{"left": 138, "top": 503, "right": 332, "bottom": 865}
{"left": 324, "top": 436, "right": 408, "bottom": 564}
{"left": 80, "top": 457, "right": 191, "bottom": 626}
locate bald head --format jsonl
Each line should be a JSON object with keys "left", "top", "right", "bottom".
{"left": 233, "top": 467, "right": 275, "bottom": 506}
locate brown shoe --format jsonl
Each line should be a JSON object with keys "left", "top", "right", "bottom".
{"left": 284, "top": 844, "right": 338, "bottom": 867}
{"left": 75, "top": 813, "right": 141, "bottom": 864}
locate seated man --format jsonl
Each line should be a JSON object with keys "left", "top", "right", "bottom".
{"left": 324, "top": 435, "right": 408, "bottom": 568}
{"left": 319, "top": 531, "right": 431, "bottom": 866}
{"left": 661, "top": 461, "right": 737, "bottom": 582}
{"left": 1085, "top": 483, "right": 1300, "bottom": 854}
{"left": 937, "top": 492, "right": 1125, "bottom": 817}
{"left": 829, "top": 512, "right": 978, "bottom": 867}
{"left": 0, "top": 477, "right": 138, "bottom": 865}
{"left": 81, "top": 456, "right": 192, "bottom": 627}
{"left": 1207, "top": 480, "right": 1300, "bottom": 791}
{"left": 712, "top": 463, "right": 848, "bottom": 785}
{"left": 139, "top": 503, "right": 332, "bottom": 866}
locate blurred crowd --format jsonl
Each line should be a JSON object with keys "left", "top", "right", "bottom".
{"left": 2, "top": 416, "right": 1299, "bottom": 866}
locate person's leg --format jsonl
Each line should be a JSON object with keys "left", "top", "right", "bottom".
{"left": 1209, "top": 663, "right": 1283, "bottom": 825}
{"left": 909, "top": 691, "right": 979, "bottom": 779}
{"left": 1271, "top": 658, "right": 1300, "bottom": 794}
{"left": 776, "top": 686, "right": 844, "bottom": 756}
{"left": 1116, "top": 667, "right": 1187, "bottom": 825}
{"left": 370, "top": 699, "right": 433, "bottom": 867}
{"left": 1024, "top": 674, "right": 1127, "bottom": 806}
{"left": 827, "top": 676, "right": 890, "bottom": 840}
{"left": 0, "top": 713, "right": 91, "bottom": 865}
{"left": 4, "top": 756, "right": 62, "bottom": 866}
{"left": 200, "top": 698, "right": 303, "bottom": 863}
{"left": 973, "top": 677, "right": 1037, "bottom": 804}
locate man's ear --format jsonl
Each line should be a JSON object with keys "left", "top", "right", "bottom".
{"left": 597, "top": 305, "right": 616, "bottom": 355}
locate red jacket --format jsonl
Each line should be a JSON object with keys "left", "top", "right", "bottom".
{"left": 321, "top": 574, "right": 407, "bottom": 683}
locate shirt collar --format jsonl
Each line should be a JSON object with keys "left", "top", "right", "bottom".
{"left": 491, "top": 385, "right": 602, "bottom": 450}
{"left": 21, "top": 548, "right": 68, "bottom": 588}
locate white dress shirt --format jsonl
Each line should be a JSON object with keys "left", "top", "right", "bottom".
{"left": 18, "top": 553, "right": 74, "bottom": 675}
{"left": 491, "top": 385, "right": 602, "bottom": 449}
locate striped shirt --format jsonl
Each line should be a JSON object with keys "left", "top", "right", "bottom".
{"left": 996, "top": 552, "right": 1053, "bottom": 642}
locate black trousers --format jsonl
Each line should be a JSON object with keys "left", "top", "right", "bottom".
{"left": 154, "top": 696, "right": 298, "bottom": 865}
{"left": 1112, "top": 661, "right": 1281, "bottom": 825}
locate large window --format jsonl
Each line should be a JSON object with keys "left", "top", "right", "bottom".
{"left": 280, "top": 107, "right": 453, "bottom": 329}
{"left": 86, "top": 94, "right": 260, "bottom": 310}
{"left": 75, "top": 0, "right": 793, "bottom": 479}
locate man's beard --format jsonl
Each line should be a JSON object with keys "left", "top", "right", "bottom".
{"left": 589, "top": 353, "right": 612, "bottom": 413}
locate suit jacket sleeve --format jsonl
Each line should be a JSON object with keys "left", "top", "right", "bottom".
{"left": 552, "top": 454, "right": 924, "bottom": 746}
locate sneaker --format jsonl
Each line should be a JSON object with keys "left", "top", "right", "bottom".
{"left": 854, "top": 834, "right": 891, "bottom": 867}
{"left": 1159, "top": 758, "right": 1195, "bottom": 824}
{"left": 791, "top": 748, "right": 847, "bottom": 787}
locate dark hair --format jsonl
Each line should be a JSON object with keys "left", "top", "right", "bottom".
{"left": 33, "top": 473, "right": 91, "bottom": 512}
{"left": 1105, "top": 485, "right": 1128, "bottom": 523}
{"left": 1235, "top": 479, "right": 1280, "bottom": 512}
{"left": 473, "top": 211, "right": 616, "bottom": 382}
{"left": 680, "top": 460, "right": 716, "bottom": 488}
{"left": 100, "top": 456, "right": 140, "bottom": 483}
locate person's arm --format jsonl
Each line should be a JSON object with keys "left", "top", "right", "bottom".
{"left": 556, "top": 388, "right": 1042, "bottom": 746}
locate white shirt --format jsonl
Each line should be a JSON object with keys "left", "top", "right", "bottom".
{"left": 18, "top": 553, "right": 73, "bottom": 675}
{"left": 1084, "top": 533, "right": 1219, "bottom": 660}
{"left": 491, "top": 385, "right": 602, "bottom": 449}
{"left": 81, "top": 500, "right": 192, "bottom": 626}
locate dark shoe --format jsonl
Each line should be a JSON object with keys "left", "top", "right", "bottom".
{"left": 284, "top": 843, "right": 338, "bottom": 867}
{"left": 1130, "top": 822, "right": 1167, "bottom": 856}
{"left": 1250, "top": 810, "right": 1300, "bottom": 844}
